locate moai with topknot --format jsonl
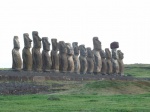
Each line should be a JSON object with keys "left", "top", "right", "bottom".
{"left": 22, "top": 33, "right": 32, "bottom": 71}
{"left": 117, "top": 50, "right": 124, "bottom": 75}
{"left": 12, "top": 36, "right": 22, "bottom": 71}
{"left": 42, "top": 37, "right": 52, "bottom": 72}
{"left": 32, "top": 31, "right": 42, "bottom": 72}
{"left": 100, "top": 50, "right": 107, "bottom": 75}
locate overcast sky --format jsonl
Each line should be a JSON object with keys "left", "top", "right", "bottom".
{"left": 0, "top": 0, "right": 150, "bottom": 68}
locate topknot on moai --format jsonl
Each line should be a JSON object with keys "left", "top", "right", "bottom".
{"left": 12, "top": 36, "right": 22, "bottom": 71}
{"left": 42, "top": 37, "right": 52, "bottom": 72}
{"left": 22, "top": 33, "right": 32, "bottom": 71}
{"left": 32, "top": 31, "right": 42, "bottom": 72}
{"left": 117, "top": 50, "right": 124, "bottom": 76}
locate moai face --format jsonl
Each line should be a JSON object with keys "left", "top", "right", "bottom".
{"left": 32, "top": 31, "right": 42, "bottom": 48}
{"left": 59, "top": 41, "right": 67, "bottom": 53}
{"left": 93, "top": 37, "right": 101, "bottom": 50}
{"left": 42, "top": 37, "right": 50, "bottom": 51}
{"left": 87, "top": 47, "right": 93, "bottom": 58}
{"left": 79, "top": 45, "right": 87, "bottom": 57}
{"left": 23, "top": 33, "right": 32, "bottom": 48}
{"left": 72, "top": 42, "right": 79, "bottom": 55}
{"left": 66, "top": 43, "right": 74, "bottom": 55}
{"left": 13, "top": 36, "right": 20, "bottom": 49}
{"left": 51, "top": 38, "right": 58, "bottom": 51}
{"left": 112, "top": 49, "right": 118, "bottom": 60}
{"left": 118, "top": 50, "right": 124, "bottom": 60}
{"left": 105, "top": 48, "right": 111, "bottom": 59}
{"left": 100, "top": 50, "right": 106, "bottom": 58}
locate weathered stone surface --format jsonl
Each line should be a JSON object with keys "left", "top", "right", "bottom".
{"left": 22, "top": 33, "right": 32, "bottom": 71}
{"left": 72, "top": 42, "right": 80, "bottom": 74}
{"left": 79, "top": 45, "right": 87, "bottom": 74}
{"left": 42, "top": 37, "right": 51, "bottom": 72}
{"left": 32, "top": 31, "right": 42, "bottom": 72}
{"left": 86, "top": 47, "right": 94, "bottom": 74}
{"left": 110, "top": 42, "right": 119, "bottom": 49}
{"left": 105, "top": 48, "right": 113, "bottom": 75}
{"left": 12, "top": 36, "right": 22, "bottom": 71}
{"left": 66, "top": 43, "right": 74, "bottom": 73}
{"left": 93, "top": 37, "right": 102, "bottom": 74}
{"left": 51, "top": 39, "right": 59, "bottom": 72}
{"left": 59, "top": 41, "right": 68, "bottom": 73}
{"left": 118, "top": 50, "right": 124, "bottom": 75}
{"left": 100, "top": 50, "right": 107, "bottom": 75}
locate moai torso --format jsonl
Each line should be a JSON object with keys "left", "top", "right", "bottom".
{"left": 12, "top": 36, "right": 22, "bottom": 71}
{"left": 66, "top": 43, "right": 74, "bottom": 73}
{"left": 93, "top": 37, "right": 102, "bottom": 74}
{"left": 100, "top": 50, "right": 107, "bottom": 75}
{"left": 42, "top": 37, "right": 51, "bottom": 72}
{"left": 118, "top": 50, "right": 124, "bottom": 75}
{"left": 79, "top": 45, "right": 87, "bottom": 74}
{"left": 72, "top": 42, "right": 80, "bottom": 74}
{"left": 51, "top": 39, "right": 59, "bottom": 72}
{"left": 59, "top": 41, "right": 68, "bottom": 73}
{"left": 22, "top": 33, "right": 32, "bottom": 71}
{"left": 32, "top": 31, "right": 42, "bottom": 72}
{"left": 86, "top": 47, "right": 94, "bottom": 74}
{"left": 105, "top": 48, "right": 112, "bottom": 75}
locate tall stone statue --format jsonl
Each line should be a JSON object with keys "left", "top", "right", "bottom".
{"left": 42, "top": 37, "right": 52, "bottom": 72}
{"left": 79, "top": 45, "right": 87, "bottom": 74}
{"left": 59, "top": 41, "right": 68, "bottom": 73}
{"left": 105, "top": 48, "right": 113, "bottom": 75}
{"left": 117, "top": 50, "right": 124, "bottom": 75}
{"left": 100, "top": 50, "right": 107, "bottom": 75}
{"left": 51, "top": 39, "right": 59, "bottom": 72}
{"left": 86, "top": 47, "right": 94, "bottom": 74}
{"left": 110, "top": 42, "right": 119, "bottom": 74}
{"left": 12, "top": 36, "right": 22, "bottom": 71}
{"left": 66, "top": 43, "right": 74, "bottom": 73}
{"left": 93, "top": 37, "right": 102, "bottom": 74}
{"left": 32, "top": 31, "right": 42, "bottom": 72}
{"left": 72, "top": 42, "right": 80, "bottom": 74}
{"left": 22, "top": 33, "right": 32, "bottom": 71}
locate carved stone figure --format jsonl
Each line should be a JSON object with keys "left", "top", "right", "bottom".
{"left": 79, "top": 45, "right": 87, "bottom": 74}
{"left": 72, "top": 42, "right": 80, "bottom": 74}
{"left": 59, "top": 41, "right": 68, "bottom": 73}
{"left": 22, "top": 33, "right": 32, "bottom": 71}
{"left": 86, "top": 47, "right": 94, "bottom": 74}
{"left": 12, "top": 36, "right": 22, "bottom": 71}
{"left": 105, "top": 48, "right": 113, "bottom": 75}
{"left": 42, "top": 37, "right": 51, "bottom": 72}
{"left": 66, "top": 43, "right": 74, "bottom": 73}
{"left": 100, "top": 50, "right": 107, "bottom": 75}
{"left": 118, "top": 50, "right": 124, "bottom": 75}
{"left": 93, "top": 37, "right": 102, "bottom": 74}
{"left": 32, "top": 31, "right": 42, "bottom": 72}
{"left": 51, "top": 39, "right": 59, "bottom": 72}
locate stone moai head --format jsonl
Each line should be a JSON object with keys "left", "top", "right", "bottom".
{"left": 51, "top": 38, "right": 58, "bottom": 51}
{"left": 93, "top": 37, "right": 101, "bottom": 50}
{"left": 72, "top": 42, "right": 79, "bottom": 55}
{"left": 105, "top": 48, "right": 111, "bottom": 59}
{"left": 13, "top": 36, "right": 20, "bottom": 49}
{"left": 42, "top": 37, "right": 50, "bottom": 51}
{"left": 23, "top": 33, "right": 32, "bottom": 48}
{"left": 79, "top": 45, "right": 87, "bottom": 57}
{"left": 118, "top": 50, "right": 124, "bottom": 60}
{"left": 59, "top": 41, "right": 67, "bottom": 53}
{"left": 66, "top": 43, "right": 74, "bottom": 55}
{"left": 87, "top": 47, "right": 94, "bottom": 58}
{"left": 100, "top": 50, "right": 106, "bottom": 58}
{"left": 32, "top": 31, "right": 42, "bottom": 48}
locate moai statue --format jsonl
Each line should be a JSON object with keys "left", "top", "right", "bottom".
{"left": 100, "top": 50, "right": 107, "bottom": 75}
{"left": 42, "top": 37, "right": 52, "bottom": 72}
{"left": 12, "top": 36, "right": 22, "bottom": 71}
{"left": 72, "top": 42, "right": 80, "bottom": 74}
{"left": 86, "top": 47, "right": 94, "bottom": 74}
{"left": 66, "top": 43, "right": 74, "bottom": 73}
{"left": 105, "top": 48, "right": 113, "bottom": 75}
{"left": 59, "top": 41, "right": 68, "bottom": 73}
{"left": 93, "top": 37, "right": 102, "bottom": 74}
{"left": 51, "top": 39, "right": 59, "bottom": 72}
{"left": 79, "top": 45, "right": 87, "bottom": 74}
{"left": 117, "top": 50, "right": 124, "bottom": 75}
{"left": 110, "top": 42, "right": 119, "bottom": 75}
{"left": 32, "top": 31, "right": 42, "bottom": 72}
{"left": 22, "top": 33, "right": 32, "bottom": 71}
